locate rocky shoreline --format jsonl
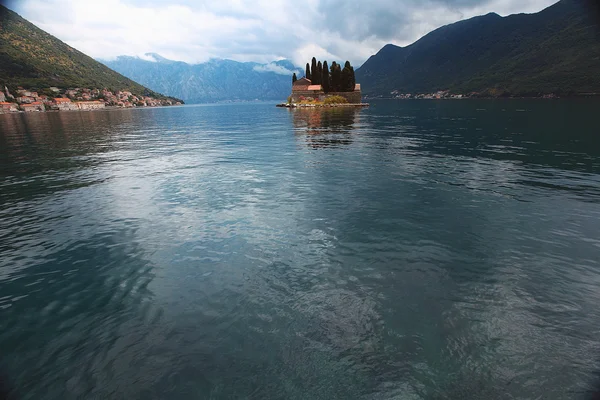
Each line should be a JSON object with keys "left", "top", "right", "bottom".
{"left": 276, "top": 103, "right": 369, "bottom": 108}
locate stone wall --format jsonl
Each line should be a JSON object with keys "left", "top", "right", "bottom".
{"left": 291, "top": 90, "right": 362, "bottom": 103}
{"left": 325, "top": 91, "right": 362, "bottom": 103}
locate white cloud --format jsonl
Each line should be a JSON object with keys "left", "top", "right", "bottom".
{"left": 7, "top": 0, "right": 558, "bottom": 67}
{"left": 293, "top": 44, "right": 340, "bottom": 68}
{"left": 137, "top": 53, "right": 159, "bottom": 62}
{"left": 253, "top": 63, "right": 299, "bottom": 75}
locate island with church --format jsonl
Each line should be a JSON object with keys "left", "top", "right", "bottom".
{"left": 277, "top": 57, "right": 368, "bottom": 108}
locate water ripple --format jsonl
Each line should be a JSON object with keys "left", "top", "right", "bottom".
{"left": 1, "top": 101, "right": 600, "bottom": 399}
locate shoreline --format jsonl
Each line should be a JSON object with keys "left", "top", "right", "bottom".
{"left": 276, "top": 103, "right": 369, "bottom": 108}
{"left": 364, "top": 94, "right": 600, "bottom": 101}
{"left": 0, "top": 104, "right": 183, "bottom": 116}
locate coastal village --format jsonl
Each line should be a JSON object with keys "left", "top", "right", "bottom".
{"left": 0, "top": 86, "right": 182, "bottom": 114}
{"left": 389, "top": 90, "right": 465, "bottom": 99}
{"left": 385, "top": 90, "right": 559, "bottom": 99}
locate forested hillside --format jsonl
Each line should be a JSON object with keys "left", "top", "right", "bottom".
{"left": 356, "top": 0, "right": 600, "bottom": 96}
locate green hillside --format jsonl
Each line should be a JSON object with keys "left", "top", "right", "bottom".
{"left": 356, "top": 0, "right": 600, "bottom": 97}
{"left": 0, "top": 5, "right": 178, "bottom": 100}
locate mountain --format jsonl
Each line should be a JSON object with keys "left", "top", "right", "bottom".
{"left": 0, "top": 5, "right": 179, "bottom": 100}
{"left": 356, "top": 0, "right": 600, "bottom": 97}
{"left": 100, "top": 55, "right": 302, "bottom": 103}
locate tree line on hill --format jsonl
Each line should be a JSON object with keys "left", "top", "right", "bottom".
{"left": 292, "top": 57, "right": 356, "bottom": 92}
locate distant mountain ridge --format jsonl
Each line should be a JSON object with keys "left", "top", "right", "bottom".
{"left": 0, "top": 5, "right": 178, "bottom": 101}
{"left": 356, "top": 0, "right": 600, "bottom": 96}
{"left": 101, "top": 55, "right": 303, "bottom": 103}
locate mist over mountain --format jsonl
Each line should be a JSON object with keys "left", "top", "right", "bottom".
{"left": 101, "top": 54, "right": 302, "bottom": 103}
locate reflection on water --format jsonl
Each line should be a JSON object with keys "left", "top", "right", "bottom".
{"left": 1, "top": 224, "right": 157, "bottom": 399}
{"left": 1, "top": 101, "right": 600, "bottom": 399}
{"left": 291, "top": 107, "right": 361, "bottom": 148}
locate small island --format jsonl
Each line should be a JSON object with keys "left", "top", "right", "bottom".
{"left": 277, "top": 58, "right": 368, "bottom": 108}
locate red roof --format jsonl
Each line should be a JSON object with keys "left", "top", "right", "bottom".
{"left": 54, "top": 98, "right": 71, "bottom": 103}
{"left": 307, "top": 85, "right": 322, "bottom": 91}
{"left": 293, "top": 77, "right": 312, "bottom": 86}
{"left": 0, "top": 102, "right": 13, "bottom": 105}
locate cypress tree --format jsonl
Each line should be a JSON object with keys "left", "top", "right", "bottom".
{"left": 322, "top": 61, "right": 330, "bottom": 93}
{"left": 305, "top": 63, "right": 311, "bottom": 81}
{"left": 315, "top": 61, "right": 322, "bottom": 85}
{"left": 292, "top": 73, "right": 297, "bottom": 83}
{"left": 331, "top": 62, "right": 341, "bottom": 92}
{"left": 342, "top": 61, "right": 355, "bottom": 90}
{"left": 330, "top": 62, "right": 336, "bottom": 91}
{"left": 339, "top": 61, "right": 355, "bottom": 91}
{"left": 311, "top": 57, "right": 317, "bottom": 83}
{"left": 341, "top": 66, "right": 350, "bottom": 92}
{"left": 340, "top": 61, "right": 356, "bottom": 91}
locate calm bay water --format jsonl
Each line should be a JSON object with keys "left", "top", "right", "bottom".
{"left": 1, "top": 100, "right": 600, "bottom": 399}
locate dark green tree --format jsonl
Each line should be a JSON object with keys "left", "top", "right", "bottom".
{"left": 322, "top": 60, "right": 330, "bottom": 92}
{"left": 331, "top": 62, "right": 342, "bottom": 92}
{"left": 341, "top": 66, "right": 350, "bottom": 92}
{"left": 311, "top": 57, "right": 317, "bottom": 83}
{"left": 339, "top": 61, "right": 355, "bottom": 91}
{"left": 341, "top": 61, "right": 355, "bottom": 91}
{"left": 292, "top": 73, "right": 297, "bottom": 83}
{"left": 305, "top": 63, "right": 311, "bottom": 80}
{"left": 314, "top": 61, "right": 322, "bottom": 85}
{"left": 329, "top": 62, "right": 336, "bottom": 91}
{"left": 343, "top": 61, "right": 355, "bottom": 90}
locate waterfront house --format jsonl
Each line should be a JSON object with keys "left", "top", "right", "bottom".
{"left": 76, "top": 101, "right": 105, "bottom": 110}
{"left": 0, "top": 102, "right": 18, "bottom": 113}
{"left": 20, "top": 102, "right": 44, "bottom": 112}
{"left": 53, "top": 97, "right": 78, "bottom": 111}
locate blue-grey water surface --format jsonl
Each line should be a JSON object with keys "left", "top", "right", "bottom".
{"left": 1, "top": 100, "right": 600, "bottom": 399}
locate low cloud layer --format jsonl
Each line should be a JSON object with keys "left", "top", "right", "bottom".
{"left": 7, "top": 0, "right": 557, "bottom": 67}
{"left": 253, "top": 63, "right": 301, "bottom": 76}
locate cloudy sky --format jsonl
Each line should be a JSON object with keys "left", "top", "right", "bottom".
{"left": 6, "top": 0, "right": 557, "bottom": 67}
